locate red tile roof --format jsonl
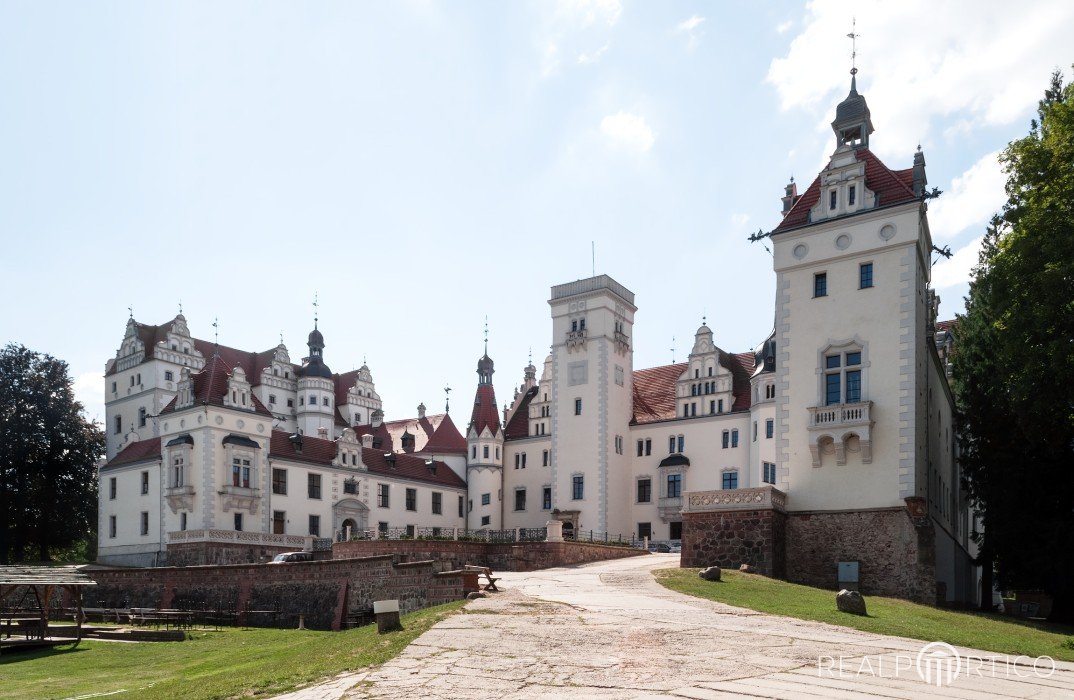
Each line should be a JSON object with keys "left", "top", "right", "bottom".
{"left": 504, "top": 386, "right": 539, "bottom": 440}
{"left": 773, "top": 148, "right": 919, "bottom": 233}
{"left": 267, "top": 430, "right": 465, "bottom": 488}
{"left": 935, "top": 319, "right": 957, "bottom": 333}
{"left": 105, "top": 437, "right": 162, "bottom": 468}
{"left": 423, "top": 413, "right": 468, "bottom": 453}
{"left": 469, "top": 383, "right": 501, "bottom": 436}
{"left": 352, "top": 423, "right": 395, "bottom": 451}
{"left": 630, "top": 351, "right": 756, "bottom": 425}
{"left": 159, "top": 353, "right": 273, "bottom": 417}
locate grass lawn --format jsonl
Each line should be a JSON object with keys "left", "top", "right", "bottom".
{"left": 0, "top": 600, "right": 465, "bottom": 700}
{"left": 655, "top": 568, "right": 1074, "bottom": 662}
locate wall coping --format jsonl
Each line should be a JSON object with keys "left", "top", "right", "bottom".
{"left": 684, "top": 486, "right": 787, "bottom": 514}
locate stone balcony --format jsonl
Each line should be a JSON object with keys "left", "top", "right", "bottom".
{"left": 164, "top": 485, "right": 195, "bottom": 514}
{"left": 566, "top": 329, "right": 587, "bottom": 349}
{"left": 806, "top": 401, "right": 873, "bottom": 466}
{"left": 683, "top": 486, "right": 787, "bottom": 514}
{"left": 658, "top": 496, "right": 682, "bottom": 522}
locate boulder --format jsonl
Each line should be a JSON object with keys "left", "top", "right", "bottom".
{"left": 467, "top": 591, "right": 487, "bottom": 600}
{"left": 836, "top": 589, "right": 867, "bottom": 616}
{"left": 739, "top": 564, "right": 756, "bottom": 573}
{"left": 698, "top": 566, "right": 722, "bottom": 582}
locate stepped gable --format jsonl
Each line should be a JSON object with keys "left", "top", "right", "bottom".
{"left": 103, "top": 437, "right": 162, "bottom": 469}
{"left": 360, "top": 447, "right": 466, "bottom": 489}
{"left": 631, "top": 363, "right": 687, "bottom": 424}
{"left": 423, "top": 413, "right": 468, "bottom": 454}
{"left": 504, "top": 386, "right": 539, "bottom": 440}
{"left": 773, "top": 148, "right": 919, "bottom": 234}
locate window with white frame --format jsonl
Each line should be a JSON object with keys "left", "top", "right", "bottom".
{"left": 825, "top": 350, "right": 863, "bottom": 405}
{"left": 762, "top": 462, "right": 776, "bottom": 484}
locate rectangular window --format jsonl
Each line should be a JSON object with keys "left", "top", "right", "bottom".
{"left": 644, "top": 439, "right": 651, "bottom": 456}
{"left": 514, "top": 489, "right": 526, "bottom": 511}
{"left": 722, "top": 430, "right": 729, "bottom": 449}
{"left": 574, "top": 398, "right": 582, "bottom": 415}
{"left": 272, "top": 468, "right": 287, "bottom": 495}
{"left": 710, "top": 400, "right": 715, "bottom": 414}
{"left": 114, "top": 415, "right": 122, "bottom": 435}
{"left": 814, "top": 272, "right": 827, "bottom": 298}
{"left": 165, "top": 370, "right": 174, "bottom": 382}
{"left": 234, "top": 512, "right": 243, "bottom": 531}
{"left": 431, "top": 491, "right": 442, "bottom": 515}
{"left": 406, "top": 524, "right": 415, "bottom": 538}
{"left": 848, "top": 184, "right": 856, "bottom": 206}
{"left": 667, "top": 473, "right": 682, "bottom": 499}
{"left": 572, "top": 475, "right": 584, "bottom": 500}
{"left": 140, "top": 511, "right": 149, "bottom": 536}
{"left": 731, "top": 430, "right": 739, "bottom": 448}
{"left": 765, "top": 419, "right": 774, "bottom": 439}
{"left": 138, "top": 407, "right": 147, "bottom": 428}
{"left": 109, "top": 477, "right": 117, "bottom": 500}
{"left": 458, "top": 495, "right": 465, "bottom": 518}
{"left": 669, "top": 521, "right": 682, "bottom": 540}
{"left": 377, "top": 483, "right": 389, "bottom": 508}
{"left": 829, "top": 190, "right": 837, "bottom": 210}
{"left": 826, "top": 373, "right": 842, "bottom": 406}
{"left": 273, "top": 510, "right": 285, "bottom": 534}
{"left": 860, "top": 262, "right": 873, "bottom": 289}
{"left": 522, "top": 452, "right": 527, "bottom": 468}
{"left": 846, "top": 369, "right": 862, "bottom": 403}
{"left": 677, "top": 435, "right": 685, "bottom": 453}
{"left": 483, "top": 445, "right": 489, "bottom": 459}
{"left": 378, "top": 521, "right": 389, "bottom": 534}
{"left": 722, "top": 471, "right": 739, "bottom": 490}
{"left": 543, "top": 450, "right": 549, "bottom": 466}
{"left": 637, "top": 478, "right": 651, "bottom": 503}
{"left": 481, "top": 515, "right": 491, "bottom": 526}
{"left": 542, "top": 486, "right": 552, "bottom": 510}
{"left": 515, "top": 453, "right": 520, "bottom": 469}
{"left": 638, "top": 522, "right": 652, "bottom": 540}
{"left": 180, "top": 512, "right": 187, "bottom": 531}
{"left": 405, "top": 488, "right": 417, "bottom": 511}
{"left": 308, "top": 515, "right": 320, "bottom": 537}
{"left": 763, "top": 462, "right": 776, "bottom": 485}
{"left": 718, "top": 399, "right": 723, "bottom": 413}
{"left": 308, "top": 473, "right": 322, "bottom": 499}
{"left": 481, "top": 493, "right": 490, "bottom": 506}
{"left": 141, "top": 471, "right": 149, "bottom": 495}
{"left": 668, "top": 436, "right": 675, "bottom": 454}
{"left": 108, "top": 515, "right": 117, "bottom": 538}
{"left": 637, "top": 439, "right": 644, "bottom": 457}
{"left": 111, "top": 381, "right": 117, "bottom": 394}
{"left": 753, "top": 421, "right": 758, "bottom": 442}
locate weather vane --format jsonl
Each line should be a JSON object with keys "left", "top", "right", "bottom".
{"left": 128, "top": 305, "right": 133, "bottom": 319}
{"left": 444, "top": 384, "right": 452, "bottom": 413}
{"left": 847, "top": 17, "right": 860, "bottom": 76}
{"left": 212, "top": 317, "right": 219, "bottom": 344}
{"left": 178, "top": 299, "right": 183, "bottom": 315}
{"left": 671, "top": 335, "right": 676, "bottom": 363}
{"left": 484, "top": 315, "right": 489, "bottom": 355}
{"left": 313, "top": 292, "right": 319, "bottom": 329}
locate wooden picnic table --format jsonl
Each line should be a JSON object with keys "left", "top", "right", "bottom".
{"left": 1, "top": 614, "right": 46, "bottom": 640}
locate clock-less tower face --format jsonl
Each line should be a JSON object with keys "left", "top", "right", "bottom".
{"left": 547, "top": 275, "right": 636, "bottom": 536}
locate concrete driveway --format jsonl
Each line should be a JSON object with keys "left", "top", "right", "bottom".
{"left": 278, "top": 554, "right": 1074, "bottom": 699}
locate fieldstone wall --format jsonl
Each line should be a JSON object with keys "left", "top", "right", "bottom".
{"left": 681, "top": 509, "right": 786, "bottom": 576}
{"left": 166, "top": 541, "right": 296, "bottom": 567}
{"left": 332, "top": 539, "right": 648, "bottom": 572}
{"left": 784, "top": 507, "right": 936, "bottom": 603}
{"left": 86, "top": 554, "right": 466, "bottom": 630}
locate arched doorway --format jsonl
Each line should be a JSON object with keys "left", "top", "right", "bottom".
{"left": 562, "top": 521, "right": 575, "bottom": 540}
{"left": 341, "top": 518, "right": 357, "bottom": 540}
{"left": 333, "top": 499, "right": 369, "bottom": 540}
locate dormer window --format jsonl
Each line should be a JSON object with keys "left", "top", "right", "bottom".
{"left": 848, "top": 185, "right": 856, "bottom": 206}
{"left": 829, "top": 190, "right": 837, "bottom": 210}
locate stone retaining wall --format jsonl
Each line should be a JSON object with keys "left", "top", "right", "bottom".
{"left": 87, "top": 555, "right": 465, "bottom": 630}
{"left": 332, "top": 539, "right": 648, "bottom": 572}
{"left": 166, "top": 541, "right": 297, "bottom": 567}
{"left": 681, "top": 508, "right": 786, "bottom": 576}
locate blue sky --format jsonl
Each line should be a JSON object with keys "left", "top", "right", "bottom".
{"left": 1, "top": 1, "right": 1070, "bottom": 425}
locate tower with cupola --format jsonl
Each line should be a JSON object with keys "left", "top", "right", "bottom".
{"left": 296, "top": 318, "right": 335, "bottom": 437}
{"left": 466, "top": 338, "right": 504, "bottom": 530}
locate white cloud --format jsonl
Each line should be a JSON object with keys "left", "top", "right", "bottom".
{"left": 73, "top": 371, "right": 104, "bottom": 423}
{"left": 675, "top": 15, "right": 705, "bottom": 51}
{"left": 577, "top": 43, "right": 609, "bottom": 65}
{"left": 541, "top": 41, "right": 561, "bottom": 77}
{"left": 932, "top": 235, "right": 983, "bottom": 289}
{"left": 929, "top": 150, "right": 1006, "bottom": 241}
{"left": 775, "top": 20, "right": 793, "bottom": 34}
{"left": 556, "top": 0, "right": 622, "bottom": 27}
{"left": 600, "top": 112, "right": 655, "bottom": 153}
{"left": 730, "top": 212, "right": 751, "bottom": 229}
{"left": 766, "top": 0, "right": 1074, "bottom": 158}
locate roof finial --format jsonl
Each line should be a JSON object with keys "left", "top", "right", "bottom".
{"left": 178, "top": 299, "right": 183, "bottom": 315}
{"left": 671, "top": 335, "right": 676, "bottom": 363}
{"left": 313, "top": 292, "right": 319, "bottom": 330}
{"left": 212, "top": 317, "right": 219, "bottom": 352}
{"left": 444, "top": 384, "right": 452, "bottom": 413}
{"left": 484, "top": 315, "right": 489, "bottom": 355}
{"left": 279, "top": 330, "right": 284, "bottom": 345}
{"left": 128, "top": 305, "right": 133, "bottom": 320}
{"left": 528, "top": 346, "right": 533, "bottom": 365}
{"left": 702, "top": 314, "right": 707, "bottom": 326}
{"left": 847, "top": 17, "right": 860, "bottom": 82}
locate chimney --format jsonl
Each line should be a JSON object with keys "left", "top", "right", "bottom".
{"left": 317, "top": 426, "right": 329, "bottom": 439}
{"left": 781, "top": 178, "right": 799, "bottom": 216}
{"left": 361, "top": 434, "right": 373, "bottom": 449}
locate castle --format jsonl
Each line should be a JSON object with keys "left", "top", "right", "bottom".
{"left": 98, "top": 73, "right": 978, "bottom": 604}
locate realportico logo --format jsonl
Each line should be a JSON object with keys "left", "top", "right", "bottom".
{"left": 817, "top": 642, "right": 1056, "bottom": 687}
{"left": 916, "top": 641, "right": 961, "bottom": 686}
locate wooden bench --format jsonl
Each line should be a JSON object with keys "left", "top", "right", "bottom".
{"left": 464, "top": 565, "right": 500, "bottom": 592}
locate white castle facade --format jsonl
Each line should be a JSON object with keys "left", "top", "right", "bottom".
{"left": 98, "top": 75, "right": 977, "bottom": 604}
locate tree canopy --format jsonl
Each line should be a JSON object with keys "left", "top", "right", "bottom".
{"left": 0, "top": 343, "right": 104, "bottom": 563}
{"left": 954, "top": 69, "right": 1074, "bottom": 623}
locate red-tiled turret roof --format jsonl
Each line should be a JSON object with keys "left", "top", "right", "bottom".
{"left": 423, "top": 413, "right": 468, "bottom": 453}
{"left": 469, "top": 383, "right": 501, "bottom": 436}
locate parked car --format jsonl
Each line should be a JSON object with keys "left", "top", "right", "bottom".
{"left": 269, "top": 551, "right": 312, "bottom": 563}
{"left": 668, "top": 542, "right": 682, "bottom": 553}
{"left": 652, "top": 542, "right": 671, "bottom": 553}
